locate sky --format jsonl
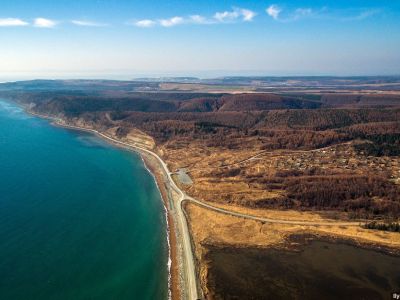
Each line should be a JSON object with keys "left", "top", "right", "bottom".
{"left": 0, "top": 0, "right": 400, "bottom": 79}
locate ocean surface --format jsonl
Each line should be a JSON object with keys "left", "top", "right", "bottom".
{"left": 0, "top": 100, "right": 169, "bottom": 299}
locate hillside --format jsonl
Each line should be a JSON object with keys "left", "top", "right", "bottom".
{"left": 2, "top": 83, "right": 399, "bottom": 219}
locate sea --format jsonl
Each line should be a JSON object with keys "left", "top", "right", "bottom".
{"left": 0, "top": 99, "right": 169, "bottom": 299}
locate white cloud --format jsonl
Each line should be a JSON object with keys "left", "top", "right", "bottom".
{"left": 0, "top": 18, "right": 29, "bottom": 27}
{"left": 241, "top": 9, "right": 257, "bottom": 21}
{"left": 134, "top": 19, "right": 156, "bottom": 27}
{"left": 190, "top": 15, "right": 211, "bottom": 24}
{"left": 266, "top": 5, "right": 281, "bottom": 20}
{"left": 214, "top": 10, "right": 240, "bottom": 22}
{"left": 34, "top": 18, "right": 56, "bottom": 28}
{"left": 214, "top": 8, "right": 256, "bottom": 22}
{"left": 266, "top": 5, "right": 380, "bottom": 22}
{"left": 159, "top": 16, "right": 184, "bottom": 27}
{"left": 131, "top": 7, "right": 256, "bottom": 28}
{"left": 71, "top": 20, "right": 108, "bottom": 27}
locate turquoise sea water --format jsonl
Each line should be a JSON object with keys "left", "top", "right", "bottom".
{"left": 0, "top": 100, "right": 168, "bottom": 299}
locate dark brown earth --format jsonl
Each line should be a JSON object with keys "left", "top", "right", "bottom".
{"left": 205, "top": 237, "right": 400, "bottom": 300}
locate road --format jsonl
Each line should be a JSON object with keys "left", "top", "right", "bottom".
{"left": 90, "top": 134, "right": 200, "bottom": 300}
{"left": 184, "top": 196, "right": 361, "bottom": 227}
{"left": 50, "top": 121, "right": 201, "bottom": 300}
{"left": 45, "top": 118, "right": 364, "bottom": 300}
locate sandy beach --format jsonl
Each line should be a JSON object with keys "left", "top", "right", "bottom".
{"left": 142, "top": 155, "right": 182, "bottom": 300}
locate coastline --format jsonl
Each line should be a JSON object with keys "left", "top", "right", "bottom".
{"left": 141, "top": 155, "right": 181, "bottom": 300}
{"left": 25, "top": 110, "right": 182, "bottom": 300}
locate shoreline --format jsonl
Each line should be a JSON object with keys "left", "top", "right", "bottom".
{"left": 25, "top": 110, "right": 182, "bottom": 300}
{"left": 140, "top": 155, "right": 173, "bottom": 300}
{"left": 141, "top": 155, "right": 182, "bottom": 300}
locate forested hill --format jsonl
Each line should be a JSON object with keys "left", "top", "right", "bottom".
{"left": 2, "top": 88, "right": 400, "bottom": 116}
{"left": 1, "top": 80, "right": 400, "bottom": 218}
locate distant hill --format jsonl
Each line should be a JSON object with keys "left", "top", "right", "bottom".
{"left": 2, "top": 88, "right": 400, "bottom": 120}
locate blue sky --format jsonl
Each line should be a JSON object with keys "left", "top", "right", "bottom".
{"left": 0, "top": 0, "right": 399, "bottom": 79}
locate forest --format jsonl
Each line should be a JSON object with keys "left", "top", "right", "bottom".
{"left": 4, "top": 89, "right": 400, "bottom": 218}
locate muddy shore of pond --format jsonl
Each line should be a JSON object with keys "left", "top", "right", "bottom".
{"left": 204, "top": 234, "right": 400, "bottom": 300}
